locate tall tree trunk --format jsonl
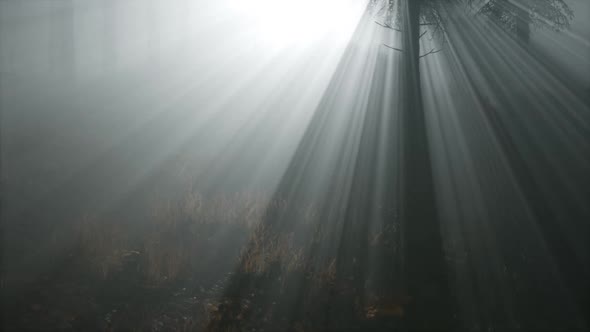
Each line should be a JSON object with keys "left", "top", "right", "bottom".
{"left": 399, "top": 0, "right": 453, "bottom": 328}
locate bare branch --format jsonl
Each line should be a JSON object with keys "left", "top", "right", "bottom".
{"left": 382, "top": 44, "right": 404, "bottom": 53}
{"left": 419, "top": 48, "right": 442, "bottom": 58}
{"left": 419, "top": 30, "right": 428, "bottom": 39}
{"left": 375, "top": 21, "right": 402, "bottom": 32}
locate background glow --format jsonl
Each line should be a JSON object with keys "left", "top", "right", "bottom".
{"left": 0, "top": 0, "right": 588, "bottom": 330}
{"left": 226, "top": 0, "right": 364, "bottom": 49}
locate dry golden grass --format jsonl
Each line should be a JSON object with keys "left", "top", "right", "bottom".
{"left": 142, "top": 237, "right": 186, "bottom": 284}
{"left": 239, "top": 225, "right": 305, "bottom": 275}
{"left": 74, "top": 191, "right": 276, "bottom": 283}
{"left": 148, "top": 190, "right": 269, "bottom": 227}
{"left": 76, "top": 215, "right": 130, "bottom": 279}
{"left": 74, "top": 189, "right": 392, "bottom": 292}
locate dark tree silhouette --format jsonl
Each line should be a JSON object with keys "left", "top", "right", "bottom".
{"left": 372, "top": 0, "right": 455, "bottom": 329}
{"left": 395, "top": 1, "right": 455, "bottom": 329}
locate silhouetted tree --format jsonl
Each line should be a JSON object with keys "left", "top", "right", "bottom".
{"left": 372, "top": 0, "right": 454, "bottom": 329}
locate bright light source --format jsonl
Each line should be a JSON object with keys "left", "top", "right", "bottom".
{"left": 226, "top": 0, "right": 364, "bottom": 50}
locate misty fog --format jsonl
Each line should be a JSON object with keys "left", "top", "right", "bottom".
{"left": 1, "top": 0, "right": 588, "bottom": 330}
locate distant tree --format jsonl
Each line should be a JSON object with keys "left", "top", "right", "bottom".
{"left": 468, "top": 0, "right": 573, "bottom": 43}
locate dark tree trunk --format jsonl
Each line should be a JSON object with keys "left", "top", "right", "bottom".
{"left": 399, "top": 0, "right": 453, "bottom": 328}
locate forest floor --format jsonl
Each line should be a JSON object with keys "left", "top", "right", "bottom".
{"left": 1, "top": 193, "right": 408, "bottom": 332}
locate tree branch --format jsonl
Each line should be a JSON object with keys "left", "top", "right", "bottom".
{"left": 375, "top": 21, "right": 402, "bottom": 32}
{"left": 382, "top": 44, "right": 404, "bottom": 52}
{"left": 382, "top": 45, "right": 443, "bottom": 58}
{"left": 419, "top": 48, "right": 442, "bottom": 58}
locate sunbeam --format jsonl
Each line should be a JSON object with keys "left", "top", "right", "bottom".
{"left": 1, "top": 0, "right": 588, "bottom": 331}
